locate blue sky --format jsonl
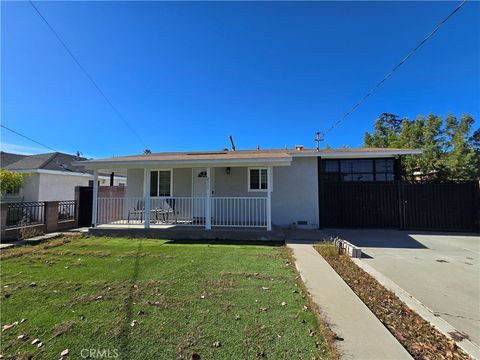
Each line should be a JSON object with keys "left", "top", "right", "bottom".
{"left": 2, "top": 1, "right": 479, "bottom": 158}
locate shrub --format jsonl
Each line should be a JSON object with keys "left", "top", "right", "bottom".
{"left": 0, "top": 170, "right": 26, "bottom": 195}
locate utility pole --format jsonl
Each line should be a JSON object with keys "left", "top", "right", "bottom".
{"left": 315, "top": 131, "right": 323, "bottom": 151}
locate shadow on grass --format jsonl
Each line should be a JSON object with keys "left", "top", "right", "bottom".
{"left": 163, "top": 239, "right": 284, "bottom": 246}
{"left": 118, "top": 238, "right": 142, "bottom": 359}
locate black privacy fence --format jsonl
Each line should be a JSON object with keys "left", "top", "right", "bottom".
{"left": 320, "top": 181, "right": 480, "bottom": 232}
{"left": 5, "top": 202, "right": 45, "bottom": 228}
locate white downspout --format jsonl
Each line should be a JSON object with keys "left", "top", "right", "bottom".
{"left": 92, "top": 170, "right": 98, "bottom": 227}
{"left": 205, "top": 167, "right": 212, "bottom": 230}
{"left": 143, "top": 168, "right": 151, "bottom": 229}
{"left": 267, "top": 166, "right": 272, "bottom": 231}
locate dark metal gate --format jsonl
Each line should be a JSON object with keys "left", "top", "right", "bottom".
{"left": 78, "top": 186, "right": 93, "bottom": 227}
{"left": 400, "top": 182, "right": 479, "bottom": 231}
{"left": 320, "top": 181, "right": 479, "bottom": 232}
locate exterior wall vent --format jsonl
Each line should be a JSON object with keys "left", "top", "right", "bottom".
{"left": 297, "top": 220, "right": 308, "bottom": 225}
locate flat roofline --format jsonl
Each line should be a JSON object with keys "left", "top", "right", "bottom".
{"left": 296, "top": 149, "right": 423, "bottom": 158}
{"left": 75, "top": 158, "right": 293, "bottom": 170}
{"left": 74, "top": 148, "right": 422, "bottom": 169}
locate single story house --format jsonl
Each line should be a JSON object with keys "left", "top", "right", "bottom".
{"left": 1, "top": 151, "right": 126, "bottom": 202}
{"left": 76, "top": 146, "right": 421, "bottom": 231}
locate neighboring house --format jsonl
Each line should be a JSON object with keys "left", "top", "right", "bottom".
{"left": 1, "top": 151, "right": 126, "bottom": 202}
{"left": 76, "top": 147, "right": 421, "bottom": 230}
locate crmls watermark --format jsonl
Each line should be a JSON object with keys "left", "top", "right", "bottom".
{"left": 80, "top": 348, "right": 119, "bottom": 358}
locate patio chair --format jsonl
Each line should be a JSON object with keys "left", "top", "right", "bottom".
{"left": 153, "top": 199, "right": 176, "bottom": 224}
{"left": 127, "top": 201, "right": 144, "bottom": 224}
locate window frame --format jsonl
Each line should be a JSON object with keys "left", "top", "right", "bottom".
{"left": 149, "top": 169, "right": 173, "bottom": 197}
{"left": 319, "top": 158, "right": 397, "bottom": 183}
{"left": 247, "top": 167, "right": 269, "bottom": 192}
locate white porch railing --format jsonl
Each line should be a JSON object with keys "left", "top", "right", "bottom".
{"left": 211, "top": 197, "right": 267, "bottom": 227}
{"left": 96, "top": 196, "right": 268, "bottom": 228}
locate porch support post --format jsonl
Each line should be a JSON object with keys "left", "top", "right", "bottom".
{"left": 267, "top": 166, "right": 272, "bottom": 231}
{"left": 205, "top": 167, "right": 212, "bottom": 230}
{"left": 143, "top": 168, "right": 151, "bottom": 229}
{"left": 92, "top": 170, "right": 98, "bottom": 227}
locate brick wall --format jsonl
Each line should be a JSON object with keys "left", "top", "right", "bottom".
{"left": 98, "top": 186, "right": 125, "bottom": 198}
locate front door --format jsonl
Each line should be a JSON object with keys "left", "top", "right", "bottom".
{"left": 192, "top": 168, "right": 214, "bottom": 221}
{"left": 192, "top": 168, "right": 208, "bottom": 197}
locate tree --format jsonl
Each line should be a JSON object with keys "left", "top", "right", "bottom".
{"left": 364, "top": 113, "right": 403, "bottom": 148}
{"left": 469, "top": 128, "right": 480, "bottom": 152}
{"left": 0, "top": 170, "right": 25, "bottom": 195}
{"left": 443, "top": 114, "right": 479, "bottom": 180}
{"left": 364, "top": 113, "right": 479, "bottom": 180}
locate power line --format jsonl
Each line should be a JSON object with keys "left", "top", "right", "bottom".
{"left": 323, "top": 0, "right": 468, "bottom": 136}
{"left": 1, "top": 124, "right": 58, "bottom": 152}
{"left": 28, "top": 0, "right": 148, "bottom": 148}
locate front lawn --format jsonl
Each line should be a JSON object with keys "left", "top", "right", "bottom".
{"left": 1, "top": 236, "right": 337, "bottom": 359}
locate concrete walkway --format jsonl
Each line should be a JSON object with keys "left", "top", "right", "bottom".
{"left": 288, "top": 242, "right": 411, "bottom": 360}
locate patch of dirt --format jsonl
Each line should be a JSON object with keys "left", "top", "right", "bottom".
{"left": 176, "top": 331, "right": 204, "bottom": 359}
{"left": 206, "top": 278, "right": 237, "bottom": 289}
{"left": 220, "top": 271, "right": 270, "bottom": 280}
{"left": 0, "top": 235, "right": 83, "bottom": 260}
{"left": 255, "top": 252, "right": 281, "bottom": 259}
{"left": 144, "top": 294, "right": 170, "bottom": 309}
{"left": 53, "top": 320, "right": 76, "bottom": 337}
{"left": 0, "top": 237, "right": 71, "bottom": 260}
{"left": 112, "top": 322, "right": 125, "bottom": 339}
{"left": 4, "top": 353, "right": 34, "bottom": 360}
{"left": 316, "top": 244, "right": 470, "bottom": 360}
{"left": 117, "top": 251, "right": 149, "bottom": 258}
{"left": 71, "top": 280, "right": 170, "bottom": 306}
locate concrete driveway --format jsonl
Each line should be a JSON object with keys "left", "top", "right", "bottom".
{"left": 322, "top": 229, "right": 480, "bottom": 346}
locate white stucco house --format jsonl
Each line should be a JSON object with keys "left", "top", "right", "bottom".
{"left": 1, "top": 151, "right": 126, "bottom": 202}
{"left": 76, "top": 146, "right": 421, "bottom": 231}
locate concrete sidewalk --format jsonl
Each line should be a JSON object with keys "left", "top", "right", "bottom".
{"left": 288, "top": 242, "right": 411, "bottom": 360}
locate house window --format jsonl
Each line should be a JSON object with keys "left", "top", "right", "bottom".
{"left": 320, "top": 159, "right": 396, "bottom": 182}
{"left": 150, "top": 170, "right": 172, "bottom": 197}
{"left": 248, "top": 168, "right": 268, "bottom": 191}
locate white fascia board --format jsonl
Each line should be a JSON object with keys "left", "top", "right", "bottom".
{"left": 292, "top": 149, "right": 423, "bottom": 158}
{"left": 75, "top": 157, "right": 293, "bottom": 170}
{"left": 11, "top": 169, "right": 126, "bottom": 179}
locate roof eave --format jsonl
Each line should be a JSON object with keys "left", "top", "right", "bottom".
{"left": 74, "top": 157, "right": 293, "bottom": 170}
{"left": 293, "top": 149, "right": 423, "bottom": 158}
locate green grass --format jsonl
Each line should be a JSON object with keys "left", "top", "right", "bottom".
{"left": 1, "top": 236, "right": 337, "bottom": 359}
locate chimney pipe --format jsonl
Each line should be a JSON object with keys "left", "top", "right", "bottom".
{"left": 229, "top": 135, "right": 236, "bottom": 151}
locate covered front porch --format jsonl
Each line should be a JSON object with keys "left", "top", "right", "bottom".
{"left": 91, "top": 165, "right": 278, "bottom": 231}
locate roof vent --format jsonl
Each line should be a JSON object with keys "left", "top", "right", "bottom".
{"left": 295, "top": 145, "right": 304, "bottom": 151}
